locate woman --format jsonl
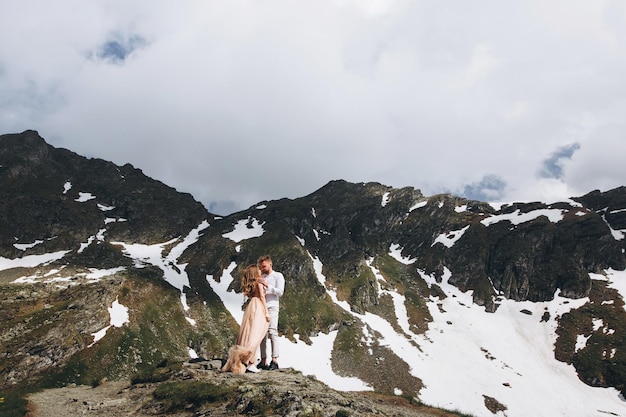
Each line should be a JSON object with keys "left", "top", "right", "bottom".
{"left": 222, "top": 264, "right": 270, "bottom": 373}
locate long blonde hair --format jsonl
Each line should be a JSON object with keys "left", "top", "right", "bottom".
{"left": 241, "top": 264, "right": 260, "bottom": 297}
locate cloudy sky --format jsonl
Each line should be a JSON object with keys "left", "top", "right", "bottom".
{"left": 2, "top": 1, "right": 625, "bottom": 214}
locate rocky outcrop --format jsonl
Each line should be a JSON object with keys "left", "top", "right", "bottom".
{"left": 25, "top": 360, "right": 454, "bottom": 417}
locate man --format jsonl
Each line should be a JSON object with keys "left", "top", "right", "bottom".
{"left": 258, "top": 255, "right": 285, "bottom": 370}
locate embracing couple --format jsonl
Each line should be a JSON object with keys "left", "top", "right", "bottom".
{"left": 222, "top": 255, "right": 285, "bottom": 374}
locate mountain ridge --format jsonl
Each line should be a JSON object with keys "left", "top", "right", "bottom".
{"left": 1, "top": 130, "right": 625, "bottom": 417}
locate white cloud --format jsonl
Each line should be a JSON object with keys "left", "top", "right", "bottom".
{"left": 2, "top": 1, "right": 626, "bottom": 213}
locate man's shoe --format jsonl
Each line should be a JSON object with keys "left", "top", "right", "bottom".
{"left": 246, "top": 364, "right": 260, "bottom": 373}
{"left": 268, "top": 361, "right": 279, "bottom": 371}
{"left": 258, "top": 362, "right": 270, "bottom": 370}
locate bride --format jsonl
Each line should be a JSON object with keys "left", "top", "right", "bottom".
{"left": 222, "top": 264, "right": 271, "bottom": 373}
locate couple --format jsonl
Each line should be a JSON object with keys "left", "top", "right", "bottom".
{"left": 222, "top": 255, "right": 285, "bottom": 374}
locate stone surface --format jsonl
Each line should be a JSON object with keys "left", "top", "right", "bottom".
{"left": 25, "top": 362, "right": 453, "bottom": 417}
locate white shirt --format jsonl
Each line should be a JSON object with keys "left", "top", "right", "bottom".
{"left": 263, "top": 270, "right": 285, "bottom": 308}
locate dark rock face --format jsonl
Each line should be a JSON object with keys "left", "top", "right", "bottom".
{"left": 0, "top": 130, "right": 209, "bottom": 258}
{"left": 445, "top": 202, "right": 624, "bottom": 307}
{"left": 228, "top": 179, "right": 625, "bottom": 309}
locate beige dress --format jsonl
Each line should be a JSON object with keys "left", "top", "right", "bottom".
{"left": 222, "top": 283, "right": 270, "bottom": 373}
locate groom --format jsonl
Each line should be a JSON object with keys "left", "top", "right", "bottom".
{"left": 258, "top": 255, "right": 285, "bottom": 370}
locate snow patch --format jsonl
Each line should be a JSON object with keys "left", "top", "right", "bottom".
{"left": 3, "top": 250, "right": 71, "bottom": 274}
{"left": 381, "top": 192, "right": 391, "bottom": 207}
{"left": 388, "top": 243, "right": 416, "bottom": 265}
{"left": 98, "top": 203, "right": 115, "bottom": 211}
{"left": 13, "top": 240, "right": 44, "bottom": 251}
{"left": 222, "top": 217, "right": 265, "bottom": 242}
{"left": 591, "top": 269, "right": 626, "bottom": 312}
{"left": 89, "top": 298, "right": 129, "bottom": 347}
{"left": 75, "top": 192, "right": 96, "bottom": 202}
{"left": 409, "top": 201, "right": 427, "bottom": 212}
{"left": 114, "top": 221, "right": 209, "bottom": 292}
{"left": 432, "top": 225, "right": 470, "bottom": 248}
{"left": 481, "top": 208, "right": 564, "bottom": 226}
